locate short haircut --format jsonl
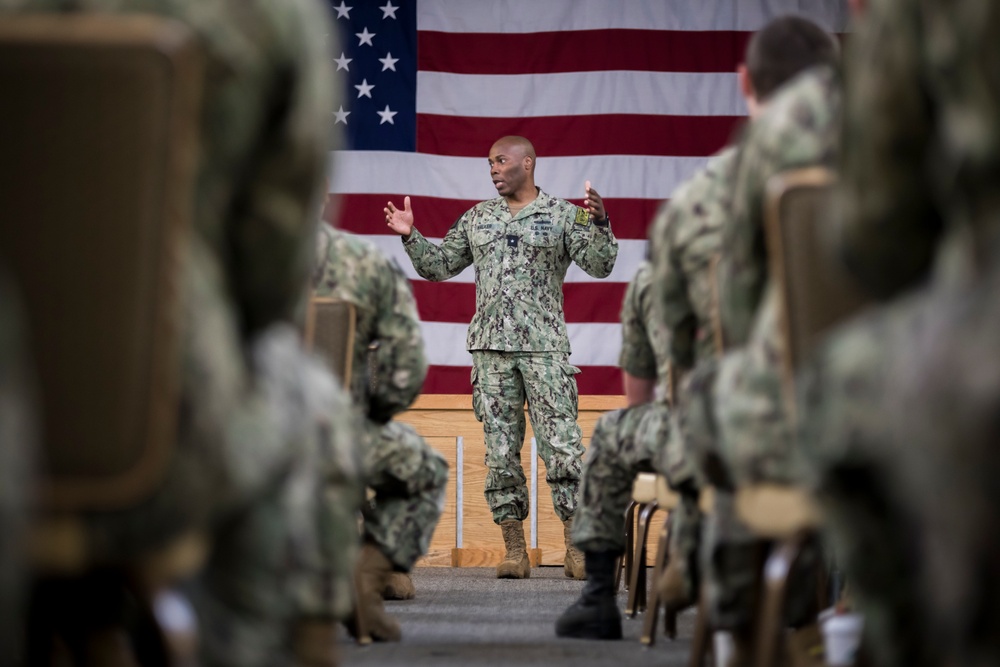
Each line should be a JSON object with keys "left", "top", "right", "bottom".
{"left": 746, "top": 15, "right": 838, "bottom": 102}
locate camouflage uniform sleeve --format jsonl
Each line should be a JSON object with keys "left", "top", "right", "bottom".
{"left": 367, "top": 256, "right": 429, "bottom": 423}
{"left": 835, "top": 0, "right": 941, "bottom": 298}
{"left": 618, "top": 262, "right": 658, "bottom": 379}
{"left": 650, "top": 194, "right": 698, "bottom": 370}
{"left": 402, "top": 216, "right": 474, "bottom": 281}
{"left": 566, "top": 206, "right": 619, "bottom": 278}
{"left": 230, "top": 0, "right": 336, "bottom": 334}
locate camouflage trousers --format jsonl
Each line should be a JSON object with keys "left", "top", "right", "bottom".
{"left": 572, "top": 396, "right": 706, "bottom": 597}
{"left": 471, "top": 351, "right": 584, "bottom": 523}
{"left": 572, "top": 402, "right": 667, "bottom": 554}
{"left": 798, "top": 291, "right": 938, "bottom": 667}
{"left": 362, "top": 419, "right": 449, "bottom": 571}
{"left": 683, "top": 293, "right": 817, "bottom": 631}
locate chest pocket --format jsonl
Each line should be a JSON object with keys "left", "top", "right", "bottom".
{"left": 470, "top": 223, "right": 504, "bottom": 249}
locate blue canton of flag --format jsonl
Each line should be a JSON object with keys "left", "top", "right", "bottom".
{"left": 329, "top": 0, "right": 417, "bottom": 151}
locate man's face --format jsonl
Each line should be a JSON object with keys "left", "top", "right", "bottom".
{"left": 488, "top": 141, "right": 528, "bottom": 196}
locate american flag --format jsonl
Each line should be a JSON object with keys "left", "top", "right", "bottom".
{"left": 325, "top": 0, "right": 848, "bottom": 395}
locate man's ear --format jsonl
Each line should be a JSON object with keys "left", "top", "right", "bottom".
{"left": 737, "top": 63, "right": 753, "bottom": 99}
{"left": 523, "top": 155, "right": 533, "bottom": 172}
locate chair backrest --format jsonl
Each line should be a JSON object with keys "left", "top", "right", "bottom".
{"left": 0, "top": 15, "right": 203, "bottom": 512}
{"left": 763, "top": 167, "right": 871, "bottom": 412}
{"left": 304, "top": 297, "right": 357, "bottom": 388}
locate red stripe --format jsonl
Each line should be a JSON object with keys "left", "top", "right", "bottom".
{"left": 410, "top": 281, "right": 628, "bottom": 324}
{"left": 417, "top": 114, "right": 741, "bottom": 158}
{"left": 332, "top": 194, "right": 663, "bottom": 241}
{"left": 418, "top": 29, "right": 751, "bottom": 75}
{"left": 423, "top": 365, "right": 623, "bottom": 395}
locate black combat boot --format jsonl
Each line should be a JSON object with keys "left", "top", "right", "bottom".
{"left": 554, "top": 550, "right": 622, "bottom": 640}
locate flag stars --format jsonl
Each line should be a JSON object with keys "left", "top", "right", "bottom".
{"left": 334, "top": 52, "right": 352, "bottom": 71}
{"left": 332, "top": 1, "right": 351, "bottom": 19}
{"left": 380, "top": 2, "right": 398, "bottom": 19}
{"left": 356, "top": 27, "right": 375, "bottom": 46}
{"left": 378, "top": 52, "right": 399, "bottom": 72}
{"left": 377, "top": 105, "right": 398, "bottom": 125}
{"left": 354, "top": 79, "right": 374, "bottom": 98}
{"left": 333, "top": 105, "right": 350, "bottom": 125}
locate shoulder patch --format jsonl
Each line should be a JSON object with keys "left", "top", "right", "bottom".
{"left": 574, "top": 207, "right": 590, "bottom": 226}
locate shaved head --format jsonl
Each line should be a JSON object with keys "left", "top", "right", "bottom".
{"left": 492, "top": 136, "right": 536, "bottom": 163}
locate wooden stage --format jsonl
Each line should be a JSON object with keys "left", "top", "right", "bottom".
{"left": 398, "top": 394, "right": 665, "bottom": 568}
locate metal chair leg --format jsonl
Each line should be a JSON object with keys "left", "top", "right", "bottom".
{"left": 620, "top": 500, "right": 638, "bottom": 592}
{"left": 641, "top": 511, "right": 675, "bottom": 645}
{"left": 752, "top": 534, "right": 810, "bottom": 667}
{"left": 627, "top": 500, "right": 658, "bottom": 616}
{"left": 688, "top": 586, "right": 712, "bottom": 667}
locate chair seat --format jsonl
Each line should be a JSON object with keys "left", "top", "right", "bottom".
{"left": 735, "top": 484, "right": 822, "bottom": 539}
{"left": 655, "top": 476, "right": 680, "bottom": 509}
{"left": 631, "top": 472, "right": 658, "bottom": 504}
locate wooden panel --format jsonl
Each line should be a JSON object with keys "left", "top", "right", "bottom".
{"left": 414, "top": 436, "right": 456, "bottom": 567}
{"left": 398, "top": 394, "right": 635, "bottom": 567}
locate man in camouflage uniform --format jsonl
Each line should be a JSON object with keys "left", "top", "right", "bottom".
{"left": 797, "top": 1, "right": 1000, "bottom": 665}
{"left": 554, "top": 260, "right": 673, "bottom": 639}
{"left": 313, "top": 220, "right": 448, "bottom": 642}
{"left": 0, "top": 1, "right": 362, "bottom": 666}
{"left": 669, "top": 17, "right": 840, "bottom": 661}
{"left": 385, "top": 135, "right": 618, "bottom": 580}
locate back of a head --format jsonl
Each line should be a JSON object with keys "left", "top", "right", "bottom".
{"left": 746, "top": 15, "right": 838, "bottom": 102}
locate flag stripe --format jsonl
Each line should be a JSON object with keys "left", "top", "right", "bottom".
{"left": 417, "top": 71, "right": 748, "bottom": 118}
{"left": 420, "top": 321, "right": 623, "bottom": 366}
{"left": 334, "top": 194, "right": 664, "bottom": 240}
{"left": 416, "top": 113, "right": 743, "bottom": 158}
{"left": 417, "top": 0, "right": 849, "bottom": 34}
{"left": 410, "top": 281, "right": 628, "bottom": 324}
{"left": 419, "top": 29, "right": 751, "bottom": 75}
{"left": 329, "top": 150, "right": 710, "bottom": 201}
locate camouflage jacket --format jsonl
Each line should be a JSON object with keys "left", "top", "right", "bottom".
{"left": 650, "top": 145, "right": 739, "bottom": 368}
{"left": 314, "top": 224, "right": 427, "bottom": 423}
{"left": 403, "top": 189, "right": 618, "bottom": 352}
{"left": 836, "top": 0, "right": 1000, "bottom": 296}
{"left": 618, "top": 261, "right": 672, "bottom": 401}
{"left": 718, "top": 65, "right": 842, "bottom": 347}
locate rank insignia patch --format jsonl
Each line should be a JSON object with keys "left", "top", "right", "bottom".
{"left": 574, "top": 207, "right": 590, "bottom": 226}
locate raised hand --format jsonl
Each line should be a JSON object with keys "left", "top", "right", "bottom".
{"left": 384, "top": 196, "right": 414, "bottom": 237}
{"left": 583, "top": 180, "right": 607, "bottom": 222}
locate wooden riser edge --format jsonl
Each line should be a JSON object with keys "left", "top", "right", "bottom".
{"left": 448, "top": 547, "right": 545, "bottom": 568}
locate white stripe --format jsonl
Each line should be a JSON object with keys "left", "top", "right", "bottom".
{"left": 418, "top": 0, "right": 850, "bottom": 34}
{"left": 421, "top": 322, "right": 623, "bottom": 367}
{"left": 329, "top": 151, "right": 709, "bottom": 201}
{"left": 417, "top": 71, "right": 747, "bottom": 118}
{"left": 366, "top": 236, "right": 648, "bottom": 284}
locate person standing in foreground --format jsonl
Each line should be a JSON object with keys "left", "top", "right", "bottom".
{"left": 384, "top": 135, "right": 618, "bottom": 579}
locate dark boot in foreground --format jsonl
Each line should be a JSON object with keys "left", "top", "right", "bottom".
{"left": 382, "top": 572, "right": 416, "bottom": 600}
{"left": 554, "top": 551, "right": 622, "bottom": 640}
{"left": 353, "top": 543, "right": 402, "bottom": 642}
{"left": 496, "top": 520, "right": 530, "bottom": 579}
{"left": 561, "top": 517, "right": 586, "bottom": 580}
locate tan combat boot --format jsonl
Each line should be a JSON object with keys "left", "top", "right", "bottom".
{"left": 353, "top": 543, "right": 402, "bottom": 641}
{"left": 382, "top": 572, "right": 415, "bottom": 600}
{"left": 293, "top": 619, "right": 339, "bottom": 667}
{"left": 561, "top": 517, "right": 586, "bottom": 580}
{"left": 495, "top": 520, "right": 531, "bottom": 579}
